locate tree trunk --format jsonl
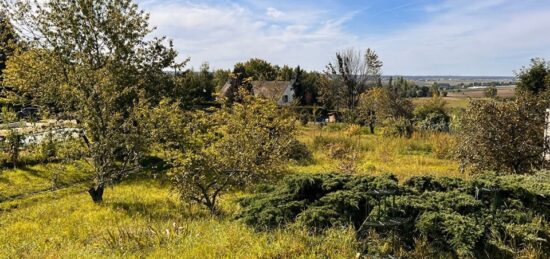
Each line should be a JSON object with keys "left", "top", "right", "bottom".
{"left": 369, "top": 123, "right": 375, "bottom": 134}
{"left": 88, "top": 185, "right": 104, "bottom": 203}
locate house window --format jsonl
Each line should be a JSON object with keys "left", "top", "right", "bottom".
{"left": 282, "top": 95, "right": 289, "bottom": 103}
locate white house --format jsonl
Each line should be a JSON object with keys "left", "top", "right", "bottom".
{"left": 220, "top": 80, "right": 295, "bottom": 106}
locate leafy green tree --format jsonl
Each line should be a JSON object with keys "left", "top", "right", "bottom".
{"left": 484, "top": 85, "right": 497, "bottom": 98}
{"left": 237, "top": 58, "right": 277, "bottom": 81}
{"left": 431, "top": 82, "right": 440, "bottom": 97}
{"left": 516, "top": 58, "right": 550, "bottom": 95}
{"left": 212, "top": 68, "right": 230, "bottom": 90}
{"left": 277, "top": 64, "right": 294, "bottom": 81}
{"left": 357, "top": 87, "right": 413, "bottom": 133}
{"left": 173, "top": 63, "right": 215, "bottom": 108}
{"left": 326, "top": 48, "right": 382, "bottom": 110}
{"left": 2, "top": 0, "right": 178, "bottom": 202}
{"left": 151, "top": 94, "right": 297, "bottom": 213}
{"left": 0, "top": 11, "right": 18, "bottom": 82}
{"left": 457, "top": 96, "right": 549, "bottom": 174}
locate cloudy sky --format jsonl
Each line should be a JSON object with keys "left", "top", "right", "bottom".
{"left": 138, "top": 0, "right": 550, "bottom": 76}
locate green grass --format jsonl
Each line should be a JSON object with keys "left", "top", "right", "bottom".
{"left": 0, "top": 161, "right": 92, "bottom": 202}
{"left": 0, "top": 124, "right": 468, "bottom": 257}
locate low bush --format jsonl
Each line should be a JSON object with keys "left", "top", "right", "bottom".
{"left": 382, "top": 117, "right": 413, "bottom": 138}
{"left": 286, "top": 139, "right": 313, "bottom": 163}
{"left": 238, "top": 172, "right": 550, "bottom": 258}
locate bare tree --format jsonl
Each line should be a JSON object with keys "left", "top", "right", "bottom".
{"left": 325, "top": 48, "right": 383, "bottom": 110}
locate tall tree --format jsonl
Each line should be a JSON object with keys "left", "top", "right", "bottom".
{"left": 516, "top": 58, "right": 550, "bottom": 95}
{"left": 277, "top": 65, "right": 294, "bottom": 81}
{"left": 0, "top": 11, "right": 18, "bottom": 81}
{"left": 326, "top": 48, "right": 382, "bottom": 110}
{"left": 238, "top": 58, "right": 277, "bottom": 81}
{"left": 2, "top": 0, "right": 179, "bottom": 202}
{"left": 173, "top": 63, "right": 215, "bottom": 108}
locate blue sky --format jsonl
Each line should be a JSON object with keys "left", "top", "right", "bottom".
{"left": 139, "top": 0, "right": 550, "bottom": 76}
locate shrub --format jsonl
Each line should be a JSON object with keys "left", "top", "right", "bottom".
{"left": 286, "top": 139, "right": 312, "bottom": 163}
{"left": 382, "top": 117, "right": 413, "bottom": 138}
{"left": 238, "top": 172, "right": 550, "bottom": 258}
{"left": 457, "top": 96, "right": 549, "bottom": 173}
{"left": 413, "top": 97, "right": 450, "bottom": 132}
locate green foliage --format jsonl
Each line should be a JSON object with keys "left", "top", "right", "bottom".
{"left": 172, "top": 63, "right": 215, "bottom": 107}
{"left": 234, "top": 58, "right": 277, "bottom": 81}
{"left": 457, "top": 96, "right": 549, "bottom": 173}
{"left": 382, "top": 117, "right": 414, "bottom": 138}
{"left": 152, "top": 96, "right": 297, "bottom": 213}
{"left": 286, "top": 139, "right": 312, "bottom": 163}
{"left": 239, "top": 172, "right": 550, "bottom": 257}
{"left": 516, "top": 58, "right": 550, "bottom": 95}
{"left": 0, "top": 11, "right": 18, "bottom": 81}
{"left": 416, "top": 211, "right": 483, "bottom": 257}
{"left": 357, "top": 87, "right": 413, "bottom": 133}
{"left": 484, "top": 86, "right": 498, "bottom": 98}
{"left": 3, "top": 0, "right": 177, "bottom": 202}
{"left": 413, "top": 96, "right": 450, "bottom": 132}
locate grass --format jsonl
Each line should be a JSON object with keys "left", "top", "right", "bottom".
{"left": 0, "top": 161, "right": 91, "bottom": 202}
{"left": 0, "top": 124, "right": 467, "bottom": 257}
{"left": 292, "top": 125, "right": 464, "bottom": 180}
{"left": 0, "top": 179, "right": 359, "bottom": 258}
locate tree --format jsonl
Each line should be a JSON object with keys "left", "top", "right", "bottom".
{"left": 326, "top": 48, "right": 382, "bottom": 110}
{"left": 357, "top": 87, "right": 413, "bottom": 133}
{"left": 484, "top": 86, "right": 497, "bottom": 98}
{"left": 0, "top": 11, "right": 18, "bottom": 81}
{"left": 238, "top": 58, "right": 277, "bottom": 81}
{"left": 151, "top": 94, "right": 296, "bottom": 213}
{"left": 431, "top": 82, "right": 440, "bottom": 97}
{"left": 277, "top": 65, "right": 294, "bottom": 81}
{"left": 457, "top": 96, "right": 549, "bottom": 174}
{"left": 2, "top": 0, "right": 179, "bottom": 202}
{"left": 413, "top": 96, "right": 450, "bottom": 132}
{"left": 173, "top": 63, "right": 215, "bottom": 108}
{"left": 516, "top": 58, "right": 550, "bottom": 95}
{"left": 212, "top": 69, "right": 230, "bottom": 90}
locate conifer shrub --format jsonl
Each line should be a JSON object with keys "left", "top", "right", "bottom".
{"left": 238, "top": 172, "right": 550, "bottom": 257}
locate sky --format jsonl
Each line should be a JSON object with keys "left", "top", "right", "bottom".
{"left": 138, "top": 0, "right": 550, "bottom": 76}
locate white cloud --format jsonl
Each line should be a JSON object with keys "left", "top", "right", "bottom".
{"left": 140, "top": 0, "right": 550, "bottom": 75}
{"left": 144, "top": 2, "right": 355, "bottom": 71}
{"left": 266, "top": 7, "right": 284, "bottom": 18}
{"left": 368, "top": 0, "right": 550, "bottom": 75}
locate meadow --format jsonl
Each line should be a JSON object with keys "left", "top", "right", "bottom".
{"left": 0, "top": 124, "right": 462, "bottom": 258}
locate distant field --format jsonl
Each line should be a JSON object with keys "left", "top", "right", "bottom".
{"left": 446, "top": 86, "right": 515, "bottom": 98}
{"left": 412, "top": 86, "right": 515, "bottom": 110}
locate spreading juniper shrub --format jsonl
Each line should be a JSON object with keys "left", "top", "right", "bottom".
{"left": 237, "top": 172, "right": 550, "bottom": 258}
{"left": 237, "top": 173, "right": 400, "bottom": 230}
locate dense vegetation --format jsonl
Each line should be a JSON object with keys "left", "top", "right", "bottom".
{"left": 0, "top": 0, "right": 549, "bottom": 258}
{"left": 238, "top": 172, "right": 550, "bottom": 257}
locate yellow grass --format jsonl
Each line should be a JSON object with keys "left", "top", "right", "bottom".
{"left": 0, "top": 180, "right": 359, "bottom": 258}
{"left": 0, "top": 124, "right": 467, "bottom": 257}
{"left": 292, "top": 125, "right": 465, "bottom": 181}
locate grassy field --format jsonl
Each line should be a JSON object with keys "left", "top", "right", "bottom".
{"left": 412, "top": 86, "right": 515, "bottom": 110}
{"left": 0, "top": 125, "right": 464, "bottom": 257}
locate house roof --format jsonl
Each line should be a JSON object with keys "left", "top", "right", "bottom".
{"left": 252, "top": 81, "right": 292, "bottom": 100}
